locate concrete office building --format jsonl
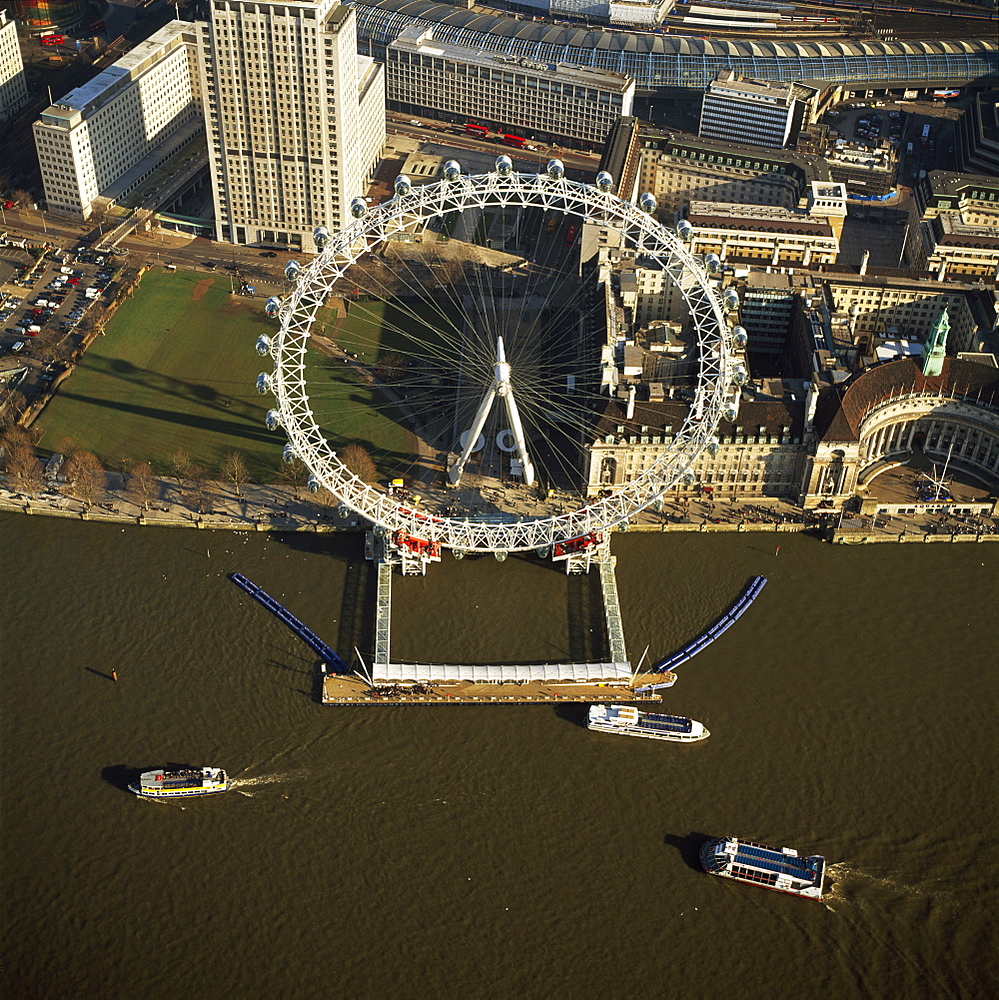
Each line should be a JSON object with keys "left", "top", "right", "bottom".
{"left": 199, "top": 0, "right": 384, "bottom": 252}
{"left": 0, "top": 10, "right": 28, "bottom": 122}
{"left": 634, "top": 134, "right": 829, "bottom": 217}
{"left": 825, "top": 140, "right": 897, "bottom": 199}
{"left": 824, "top": 272, "right": 989, "bottom": 355}
{"left": 699, "top": 71, "right": 815, "bottom": 150}
{"left": 385, "top": 27, "right": 633, "bottom": 149}
{"left": 955, "top": 92, "right": 999, "bottom": 178}
{"left": 684, "top": 182, "right": 846, "bottom": 268}
{"left": 33, "top": 22, "right": 203, "bottom": 220}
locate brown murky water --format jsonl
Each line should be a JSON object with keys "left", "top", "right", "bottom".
{"left": 2, "top": 517, "right": 996, "bottom": 999}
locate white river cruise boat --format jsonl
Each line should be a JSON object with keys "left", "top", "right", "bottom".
{"left": 129, "top": 766, "right": 229, "bottom": 799}
{"left": 700, "top": 837, "right": 826, "bottom": 900}
{"left": 587, "top": 704, "right": 709, "bottom": 742}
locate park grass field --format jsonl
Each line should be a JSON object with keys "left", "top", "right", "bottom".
{"left": 34, "top": 270, "right": 455, "bottom": 482}
{"left": 35, "top": 270, "right": 287, "bottom": 479}
{"left": 304, "top": 296, "right": 462, "bottom": 480}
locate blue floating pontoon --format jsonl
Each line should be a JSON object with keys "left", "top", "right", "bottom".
{"left": 229, "top": 572, "right": 349, "bottom": 672}
{"left": 634, "top": 576, "right": 767, "bottom": 692}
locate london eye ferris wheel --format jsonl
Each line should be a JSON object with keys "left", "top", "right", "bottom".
{"left": 255, "top": 156, "right": 743, "bottom": 557}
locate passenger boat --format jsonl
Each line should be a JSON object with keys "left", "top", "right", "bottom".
{"left": 699, "top": 837, "right": 826, "bottom": 900}
{"left": 587, "top": 703, "right": 709, "bottom": 742}
{"left": 128, "top": 766, "right": 229, "bottom": 799}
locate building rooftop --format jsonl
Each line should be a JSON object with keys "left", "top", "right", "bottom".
{"left": 688, "top": 201, "right": 833, "bottom": 237}
{"left": 815, "top": 356, "right": 999, "bottom": 441}
{"left": 391, "top": 25, "right": 633, "bottom": 89}
{"left": 38, "top": 21, "right": 194, "bottom": 123}
{"left": 707, "top": 70, "right": 815, "bottom": 107}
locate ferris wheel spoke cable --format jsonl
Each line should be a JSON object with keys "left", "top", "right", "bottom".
{"left": 266, "top": 167, "right": 733, "bottom": 552}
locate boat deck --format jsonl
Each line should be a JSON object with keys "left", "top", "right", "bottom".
{"left": 321, "top": 672, "right": 666, "bottom": 705}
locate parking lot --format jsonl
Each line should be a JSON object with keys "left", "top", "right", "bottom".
{"left": 0, "top": 243, "right": 127, "bottom": 415}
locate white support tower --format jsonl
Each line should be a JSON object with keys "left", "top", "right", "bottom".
{"left": 449, "top": 336, "right": 535, "bottom": 488}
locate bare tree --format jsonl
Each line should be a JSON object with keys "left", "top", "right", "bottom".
{"left": 109, "top": 453, "right": 133, "bottom": 492}
{"left": 65, "top": 450, "right": 105, "bottom": 506}
{"left": 221, "top": 450, "right": 249, "bottom": 497}
{"left": 310, "top": 485, "right": 339, "bottom": 517}
{"left": 278, "top": 457, "right": 309, "bottom": 498}
{"left": 126, "top": 461, "right": 157, "bottom": 511}
{"left": 6, "top": 443, "right": 45, "bottom": 495}
{"left": 169, "top": 448, "right": 193, "bottom": 502}
{"left": 0, "top": 426, "right": 33, "bottom": 468}
{"left": 54, "top": 436, "right": 78, "bottom": 457}
{"left": 189, "top": 465, "right": 217, "bottom": 515}
{"left": 376, "top": 351, "right": 407, "bottom": 382}
{"left": 340, "top": 443, "right": 377, "bottom": 483}
{"left": 12, "top": 188, "right": 33, "bottom": 209}
{"left": 0, "top": 389, "right": 28, "bottom": 429}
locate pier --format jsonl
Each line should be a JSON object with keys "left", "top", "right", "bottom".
{"left": 328, "top": 534, "right": 636, "bottom": 701}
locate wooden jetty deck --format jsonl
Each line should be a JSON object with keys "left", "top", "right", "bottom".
{"left": 321, "top": 672, "right": 672, "bottom": 705}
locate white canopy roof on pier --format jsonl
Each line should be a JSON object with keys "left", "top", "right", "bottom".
{"left": 373, "top": 662, "right": 632, "bottom": 684}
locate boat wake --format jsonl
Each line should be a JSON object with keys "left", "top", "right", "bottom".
{"left": 229, "top": 769, "right": 309, "bottom": 792}
{"left": 822, "top": 862, "right": 932, "bottom": 908}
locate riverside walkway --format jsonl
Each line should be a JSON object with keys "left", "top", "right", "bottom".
{"left": 1, "top": 479, "right": 996, "bottom": 543}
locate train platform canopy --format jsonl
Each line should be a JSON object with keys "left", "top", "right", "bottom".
{"left": 373, "top": 661, "right": 633, "bottom": 683}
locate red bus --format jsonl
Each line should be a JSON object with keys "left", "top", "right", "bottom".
{"left": 502, "top": 134, "right": 526, "bottom": 149}
{"left": 464, "top": 123, "right": 489, "bottom": 138}
{"left": 90, "top": 19, "right": 106, "bottom": 31}
{"left": 564, "top": 224, "right": 578, "bottom": 247}
{"left": 40, "top": 34, "right": 64, "bottom": 46}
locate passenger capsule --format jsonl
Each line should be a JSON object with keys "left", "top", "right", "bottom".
{"left": 732, "top": 365, "right": 748, "bottom": 386}
{"left": 723, "top": 288, "right": 740, "bottom": 310}
{"left": 443, "top": 159, "right": 462, "bottom": 181}
{"left": 394, "top": 175, "right": 412, "bottom": 197}
{"left": 494, "top": 549, "right": 508, "bottom": 562}
{"left": 723, "top": 401, "right": 739, "bottom": 423}
{"left": 265, "top": 296, "right": 281, "bottom": 318}
{"left": 676, "top": 219, "right": 694, "bottom": 241}
{"left": 348, "top": 198, "right": 366, "bottom": 219}
{"left": 256, "top": 372, "right": 271, "bottom": 395}
{"left": 706, "top": 436, "right": 720, "bottom": 457}
{"left": 255, "top": 334, "right": 272, "bottom": 356}
{"left": 495, "top": 155, "right": 513, "bottom": 177}
{"left": 732, "top": 326, "right": 748, "bottom": 349}
{"left": 265, "top": 409, "right": 280, "bottom": 431}
{"left": 313, "top": 225, "right": 330, "bottom": 249}
{"left": 705, "top": 253, "right": 721, "bottom": 274}
{"left": 639, "top": 192, "right": 657, "bottom": 214}
{"left": 595, "top": 171, "right": 614, "bottom": 193}
{"left": 282, "top": 444, "right": 296, "bottom": 464}
{"left": 546, "top": 159, "right": 564, "bottom": 180}
{"left": 284, "top": 260, "right": 301, "bottom": 281}
{"left": 308, "top": 474, "right": 320, "bottom": 493}
{"left": 681, "top": 471, "right": 695, "bottom": 486}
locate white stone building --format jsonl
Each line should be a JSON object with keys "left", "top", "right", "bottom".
{"left": 0, "top": 10, "right": 28, "bottom": 122}
{"left": 32, "top": 21, "right": 203, "bottom": 220}
{"left": 198, "top": 0, "right": 384, "bottom": 253}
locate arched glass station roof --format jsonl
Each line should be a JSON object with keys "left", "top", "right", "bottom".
{"left": 351, "top": 0, "right": 999, "bottom": 92}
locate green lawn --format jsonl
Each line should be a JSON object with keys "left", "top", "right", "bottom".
{"left": 35, "top": 270, "right": 463, "bottom": 483}
{"left": 35, "top": 270, "right": 285, "bottom": 479}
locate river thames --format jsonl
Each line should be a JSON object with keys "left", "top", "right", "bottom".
{"left": 1, "top": 516, "right": 996, "bottom": 999}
